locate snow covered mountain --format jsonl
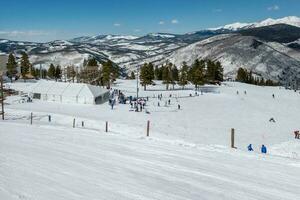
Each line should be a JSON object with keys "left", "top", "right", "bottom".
{"left": 0, "top": 16, "right": 300, "bottom": 85}
{"left": 211, "top": 16, "right": 300, "bottom": 31}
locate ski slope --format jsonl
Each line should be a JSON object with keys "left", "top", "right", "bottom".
{"left": 1, "top": 80, "right": 300, "bottom": 199}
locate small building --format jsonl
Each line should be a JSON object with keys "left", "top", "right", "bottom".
{"left": 20, "top": 80, "right": 109, "bottom": 104}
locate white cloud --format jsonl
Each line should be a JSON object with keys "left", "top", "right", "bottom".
{"left": 213, "top": 8, "right": 222, "bottom": 13}
{"left": 158, "top": 21, "right": 165, "bottom": 25}
{"left": 0, "top": 30, "right": 50, "bottom": 37}
{"left": 113, "top": 23, "right": 121, "bottom": 27}
{"left": 267, "top": 5, "right": 280, "bottom": 11}
{"left": 171, "top": 19, "right": 179, "bottom": 24}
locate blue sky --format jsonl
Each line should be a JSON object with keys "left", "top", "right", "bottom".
{"left": 0, "top": 0, "right": 299, "bottom": 42}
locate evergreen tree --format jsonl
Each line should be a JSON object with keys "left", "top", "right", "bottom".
{"left": 162, "top": 63, "right": 172, "bottom": 90}
{"left": 47, "top": 63, "right": 56, "bottom": 79}
{"left": 189, "top": 59, "right": 205, "bottom": 89}
{"left": 55, "top": 65, "right": 62, "bottom": 81}
{"left": 140, "top": 63, "right": 154, "bottom": 90}
{"left": 154, "top": 65, "right": 163, "bottom": 80}
{"left": 215, "top": 61, "right": 223, "bottom": 82}
{"left": 178, "top": 62, "right": 189, "bottom": 89}
{"left": 101, "top": 61, "right": 112, "bottom": 88}
{"left": 87, "top": 58, "right": 98, "bottom": 67}
{"left": 6, "top": 53, "right": 18, "bottom": 82}
{"left": 236, "top": 68, "right": 247, "bottom": 82}
{"left": 171, "top": 65, "right": 179, "bottom": 89}
{"left": 20, "top": 52, "right": 31, "bottom": 81}
{"left": 129, "top": 71, "right": 135, "bottom": 79}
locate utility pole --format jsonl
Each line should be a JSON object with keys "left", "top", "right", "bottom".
{"left": 0, "top": 72, "right": 4, "bottom": 120}
{"left": 136, "top": 66, "right": 139, "bottom": 100}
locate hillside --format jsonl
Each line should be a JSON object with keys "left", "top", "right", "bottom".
{"left": 1, "top": 80, "right": 300, "bottom": 199}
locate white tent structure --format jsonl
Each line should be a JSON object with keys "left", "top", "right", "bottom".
{"left": 21, "top": 80, "right": 109, "bottom": 104}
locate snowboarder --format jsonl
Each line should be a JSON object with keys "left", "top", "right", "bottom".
{"left": 261, "top": 145, "right": 267, "bottom": 154}
{"left": 247, "top": 144, "right": 253, "bottom": 151}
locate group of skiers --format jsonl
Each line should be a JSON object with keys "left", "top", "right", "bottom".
{"left": 247, "top": 144, "right": 267, "bottom": 154}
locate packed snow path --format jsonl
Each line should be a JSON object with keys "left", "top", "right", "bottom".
{"left": 1, "top": 122, "right": 299, "bottom": 200}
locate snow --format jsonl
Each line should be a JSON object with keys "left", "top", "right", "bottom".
{"left": 149, "top": 33, "right": 176, "bottom": 38}
{"left": 1, "top": 80, "right": 300, "bottom": 199}
{"left": 211, "top": 16, "right": 300, "bottom": 30}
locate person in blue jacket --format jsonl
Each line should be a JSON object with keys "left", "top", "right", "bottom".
{"left": 261, "top": 144, "right": 267, "bottom": 154}
{"left": 247, "top": 144, "right": 253, "bottom": 151}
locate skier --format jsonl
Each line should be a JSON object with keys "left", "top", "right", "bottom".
{"left": 168, "top": 99, "right": 171, "bottom": 105}
{"left": 272, "top": 94, "right": 275, "bottom": 99}
{"left": 261, "top": 145, "right": 267, "bottom": 154}
{"left": 158, "top": 102, "right": 160, "bottom": 107}
{"left": 178, "top": 104, "right": 181, "bottom": 110}
{"left": 244, "top": 91, "right": 247, "bottom": 95}
{"left": 237, "top": 91, "right": 239, "bottom": 95}
{"left": 247, "top": 144, "right": 253, "bottom": 151}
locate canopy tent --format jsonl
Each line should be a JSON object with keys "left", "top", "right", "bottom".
{"left": 20, "top": 80, "right": 109, "bottom": 104}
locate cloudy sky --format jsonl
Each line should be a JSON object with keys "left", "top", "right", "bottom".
{"left": 0, "top": 0, "right": 299, "bottom": 42}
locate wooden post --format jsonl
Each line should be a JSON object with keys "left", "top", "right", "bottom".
{"left": 146, "top": 120, "right": 150, "bottom": 137}
{"left": 30, "top": 112, "right": 33, "bottom": 125}
{"left": 73, "top": 118, "right": 75, "bottom": 128}
{"left": 231, "top": 128, "right": 235, "bottom": 148}
{"left": 0, "top": 74, "right": 4, "bottom": 120}
{"left": 105, "top": 121, "right": 108, "bottom": 132}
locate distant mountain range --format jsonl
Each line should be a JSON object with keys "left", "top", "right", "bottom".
{"left": 1, "top": 16, "right": 300, "bottom": 85}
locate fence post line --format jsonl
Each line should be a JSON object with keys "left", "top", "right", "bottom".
{"left": 146, "top": 120, "right": 150, "bottom": 137}
{"left": 30, "top": 112, "right": 33, "bottom": 125}
{"left": 73, "top": 118, "right": 75, "bottom": 128}
{"left": 231, "top": 128, "right": 235, "bottom": 148}
{"left": 105, "top": 121, "right": 108, "bottom": 132}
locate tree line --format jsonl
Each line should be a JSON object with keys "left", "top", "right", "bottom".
{"left": 138, "top": 59, "right": 224, "bottom": 90}
{"left": 235, "top": 68, "right": 278, "bottom": 86}
{"left": 5, "top": 53, "right": 120, "bottom": 88}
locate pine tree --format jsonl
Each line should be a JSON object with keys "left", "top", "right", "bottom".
{"left": 129, "top": 71, "right": 135, "bottom": 79}
{"left": 87, "top": 58, "right": 98, "bottom": 67}
{"left": 236, "top": 68, "right": 247, "bottom": 82}
{"left": 171, "top": 65, "right": 179, "bottom": 89}
{"left": 215, "top": 61, "right": 223, "bottom": 82}
{"left": 154, "top": 65, "right": 163, "bottom": 80}
{"left": 6, "top": 53, "right": 18, "bottom": 82}
{"left": 178, "top": 62, "right": 189, "bottom": 89}
{"left": 47, "top": 63, "right": 56, "bottom": 79}
{"left": 55, "top": 65, "right": 62, "bottom": 81}
{"left": 189, "top": 59, "right": 205, "bottom": 89}
{"left": 140, "top": 63, "right": 154, "bottom": 90}
{"left": 20, "top": 52, "right": 31, "bottom": 81}
{"left": 101, "top": 61, "right": 112, "bottom": 88}
{"left": 162, "top": 63, "right": 172, "bottom": 90}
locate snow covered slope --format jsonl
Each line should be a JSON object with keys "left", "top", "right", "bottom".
{"left": 1, "top": 122, "right": 299, "bottom": 200}
{"left": 1, "top": 80, "right": 300, "bottom": 199}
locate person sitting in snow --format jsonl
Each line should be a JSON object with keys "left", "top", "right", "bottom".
{"left": 269, "top": 118, "right": 276, "bottom": 123}
{"left": 247, "top": 144, "right": 253, "bottom": 151}
{"left": 261, "top": 145, "right": 267, "bottom": 154}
